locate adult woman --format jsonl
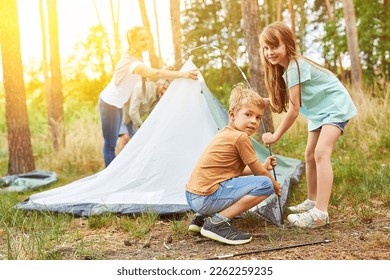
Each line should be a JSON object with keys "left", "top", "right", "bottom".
{"left": 99, "top": 27, "right": 198, "bottom": 167}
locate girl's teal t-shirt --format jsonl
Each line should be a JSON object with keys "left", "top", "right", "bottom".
{"left": 282, "top": 58, "right": 357, "bottom": 131}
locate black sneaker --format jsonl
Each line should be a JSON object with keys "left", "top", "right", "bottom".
{"left": 200, "top": 217, "right": 252, "bottom": 245}
{"left": 188, "top": 214, "right": 207, "bottom": 233}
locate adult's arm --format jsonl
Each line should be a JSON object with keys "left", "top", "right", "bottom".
{"left": 133, "top": 64, "right": 198, "bottom": 81}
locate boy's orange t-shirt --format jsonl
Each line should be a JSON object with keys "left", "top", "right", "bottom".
{"left": 186, "top": 125, "right": 258, "bottom": 196}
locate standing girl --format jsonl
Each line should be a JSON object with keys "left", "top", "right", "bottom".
{"left": 260, "top": 21, "right": 357, "bottom": 228}
{"left": 98, "top": 26, "right": 198, "bottom": 167}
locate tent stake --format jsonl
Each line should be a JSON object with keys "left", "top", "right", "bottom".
{"left": 206, "top": 239, "right": 332, "bottom": 260}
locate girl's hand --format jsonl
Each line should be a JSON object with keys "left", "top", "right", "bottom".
{"left": 262, "top": 132, "right": 277, "bottom": 145}
{"left": 263, "top": 156, "right": 277, "bottom": 171}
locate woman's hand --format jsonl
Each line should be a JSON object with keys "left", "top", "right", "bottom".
{"left": 183, "top": 69, "right": 199, "bottom": 80}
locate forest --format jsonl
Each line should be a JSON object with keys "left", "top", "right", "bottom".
{"left": 0, "top": 0, "right": 389, "bottom": 262}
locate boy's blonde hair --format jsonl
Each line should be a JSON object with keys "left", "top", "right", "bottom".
{"left": 229, "top": 83, "right": 265, "bottom": 113}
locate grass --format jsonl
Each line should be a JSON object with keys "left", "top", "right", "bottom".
{"left": 0, "top": 84, "right": 389, "bottom": 259}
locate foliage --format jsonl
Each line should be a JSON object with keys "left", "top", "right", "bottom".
{"left": 311, "top": 0, "right": 389, "bottom": 83}
{"left": 355, "top": 0, "right": 390, "bottom": 83}
{"left": 62, "top": 25, "right": 112, "bottom": 105}
{"left": 181, "top": 0, "right": 247, "bottom": 100}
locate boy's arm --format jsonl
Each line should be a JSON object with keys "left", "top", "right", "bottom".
{"left": 241, "top": 166, "right": 253, "bottom": 176}
{"left": 241, "top": 156, "right": 276, "bottom": 175}
{"left": 248, "top": 159, "right": 281, "bottom": 196}
{"left": 129, "top": 88, "right": 143, "bottom": 129}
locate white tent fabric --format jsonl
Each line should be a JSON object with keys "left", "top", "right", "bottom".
{"left": 17, "top": 60, "right": 303, "bottom": 225}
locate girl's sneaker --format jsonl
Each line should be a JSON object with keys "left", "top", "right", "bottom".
{"left": 287, "top": 208, "right": 329, "bottom": 228}
{"left": 287, "top": 199, "right": 315, "bottom": 213}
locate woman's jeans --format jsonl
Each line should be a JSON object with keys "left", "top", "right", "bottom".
{"left": 186, "top": 175, "right": 274, "bottom": 216}
{"left": 98, "top": 98, "right": 123, "bottom": 167}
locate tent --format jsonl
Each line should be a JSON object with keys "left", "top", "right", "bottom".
{"left": 17, "top": 60, "right": 303, "bottom": 226}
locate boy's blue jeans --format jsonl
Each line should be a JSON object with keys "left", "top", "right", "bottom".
{"left": 186, "top": 176, "right": 274, "bottom": 216}
{"left": 98, "top": 98, "right": 123, "bottom": 167}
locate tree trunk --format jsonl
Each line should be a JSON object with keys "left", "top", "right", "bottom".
{"left": 324, "top": 0, "right": 346, "bottom": 82}
{"left": 153, "top": 0, "right": 162, "bottom": 66}
{"left": 342, "top": 0, "right": 364, "bottom": 104}
{"left": 0, "top": 0, "right": 35, "bottom": 174}
{"left": 288, "top": 0, "right": 296, "bottom": 39}
{"left": 110, "top": 0, "right": 121, "bottom": 65}
{"left": 277, "top": 0, "right": 284, "bottom": 21}
{"left": 47, "top": 0, "right": 65, "bottom": 150}
{"left": 324, "top": 0, "right": 334, "bottom": 20}
{"left": 39, "top": 0, "right": 51, "bottom": 114}
{"left": 92, "top": 0, "right": 115, "bottom": 71}
{"left": 138, "top": 0, "right": 160, "bottom": 68}
{"left": 241, "top": 0, "right": 274, "bottom": 134}
{"left": 170, "top": 0, "right": 182, "bottom": 65}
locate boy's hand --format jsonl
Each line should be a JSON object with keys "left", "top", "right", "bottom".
{"left": 263, "top": 156, "right": 277, "bottom": 171}
{"left": 274, "top": 181, "right": 282, "bottom": 197}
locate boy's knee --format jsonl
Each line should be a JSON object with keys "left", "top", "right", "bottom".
{"left": 250, "top": 177, "right": 274, "bottom": 196}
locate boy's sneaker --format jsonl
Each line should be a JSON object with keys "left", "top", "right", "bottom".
{"left": 287, "top": 208, "right": 329, "bottom": 228}
{"left": 287, "top": 199, "right": 315, "bottom": 213}
{"left": 188, "top": 214, "right": 207, "bottom": 233}
{"left": 200, "top": 217, "right": 252, "bottom": 245}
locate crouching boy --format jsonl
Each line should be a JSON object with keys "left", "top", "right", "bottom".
{"left": 185, "top": 84, "right": 281, "bottom": 245}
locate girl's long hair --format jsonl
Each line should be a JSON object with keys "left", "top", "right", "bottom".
{"left": 260, "top": 21, "right": 298, "bottom": 113}
{"left": 260, "top": 22, "right": 335, "bottom": 113}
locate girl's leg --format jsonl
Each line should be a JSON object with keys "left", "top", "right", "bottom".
{"left": 98, "top": 98, "right": 122, "bottom": 167}
{"left": 314, "top": 125, "right": 342, "bottom": 212}
{"left": 305, "top": 130, "right": 321, "bottom": 201}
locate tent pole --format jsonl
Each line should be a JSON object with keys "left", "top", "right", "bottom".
{"left": 261, "top": 120, "right": 284, "bottom": 227}
{"left": 206, "top": 239, "right": 332, "bottom": 260}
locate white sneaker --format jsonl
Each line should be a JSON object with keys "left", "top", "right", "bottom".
{"left": 287, "top": 208, "right": 329, "bottom": 228}
{"left": 288, "top": 199, "right": 315, "bottom": 213}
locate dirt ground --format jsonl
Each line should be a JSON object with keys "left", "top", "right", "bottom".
{"left": 56, "top": 205, "right": 389, "bottom": 260}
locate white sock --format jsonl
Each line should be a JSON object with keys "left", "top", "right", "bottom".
{"left": 305, "top": 199, "right": 316, "bottom": 205}
{"left": 312, "top": 207, "right": 328, "bottom": 217}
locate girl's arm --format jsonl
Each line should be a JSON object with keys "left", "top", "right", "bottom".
{"left": 133, "top": 64, "right": 198, "bottom": 81}
{"left": 262, "top": 84, "right": 301, "bottom": 144}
